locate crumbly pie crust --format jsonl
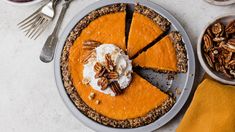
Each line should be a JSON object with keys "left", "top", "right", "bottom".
{"left": 61, "top": 4, "right": 175, "bottom": 128}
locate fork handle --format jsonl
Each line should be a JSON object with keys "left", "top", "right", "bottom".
{"left": 40, "top": 1, "right": 71, "bottom": 63}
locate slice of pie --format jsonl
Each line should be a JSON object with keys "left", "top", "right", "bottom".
{"left": 127, "top": 4, "right": 170, "bottom": 58}
{"left": 133, "top": 31, "right": 188, "bottom": 73}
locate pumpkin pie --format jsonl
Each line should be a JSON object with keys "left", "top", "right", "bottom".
{"left": 127, "top": 4, "right": 170, "bottom": 58}
{"left": 60, "top": 4, "right": 179, "bottom": 128}
{"left": 133, "top": 31, "right": 188, "bottom": 73}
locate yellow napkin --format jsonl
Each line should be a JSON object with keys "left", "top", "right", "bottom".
{"left": 177, "top": 78, "right": 235, "bottom": 132}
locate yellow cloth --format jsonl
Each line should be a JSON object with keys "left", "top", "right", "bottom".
{"left": 177, "top": 78, "right": 235, "bottom": 132}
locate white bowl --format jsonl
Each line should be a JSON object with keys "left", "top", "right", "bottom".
{"left": 3, "top": 0, "right": 43, "bottom": 6}
{"left": 197, "top": 14, "right": 235, "bottom": 85}
{"left": 205, "top": 0, "right": 235, "bottom": 6}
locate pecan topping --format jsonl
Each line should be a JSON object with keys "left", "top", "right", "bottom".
{"left": 225, "top": 20, "right": 235, "bottom": 34}
{"left": 81, "top": 51, "right": 96, "bottom": 64}
{"left": 105, "top": 54, "right": 115, "bottom": 72}
{"left": 94, "top": 62, "right": 103, "bottom": 73}
{"left": 95, "top": 68, "right": 106, "bottom": 78}
{"left": 212, "top": 22, "right": 224, "bottom": 35}
{"left": 203, "top": 19, "right": 235, "bottom": 79}
{"left": 91, "top": 53, "right": 123, "bottom": 95}
{"left": 97, "top": 77, "right": 109, "bottom": 90}
{"left": 106, "top": 71, "right": 119, "bottom": 79}
{"left": 83, "top": 40, "right": 101, "bottom": 50}
{"left": 110, "top": 81, "right": 122, "bottom": 95}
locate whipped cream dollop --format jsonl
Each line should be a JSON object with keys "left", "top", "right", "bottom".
{"left": 83, "top": 44, "right": 133, "bottom": 96}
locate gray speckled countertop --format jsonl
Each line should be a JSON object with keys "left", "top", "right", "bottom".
{"left": 0, "top": 0, "right": 234, "bottom": 132}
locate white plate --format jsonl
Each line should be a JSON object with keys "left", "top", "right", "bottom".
{"left": 54, "top": 0, "right": 195, "bottom": 131}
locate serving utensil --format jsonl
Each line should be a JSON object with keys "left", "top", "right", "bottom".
{"left": 40, "top": 0, "right": 73, "bottom": 63}
{"left": 17, "top": 0, "right": 59, "bottom": 39}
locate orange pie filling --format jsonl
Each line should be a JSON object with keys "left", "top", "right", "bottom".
{"left": 133, "top": 35, "right": 178, "bottom": 72}
{"left": 127, "top": 13, "right": 164, "bottom": 58}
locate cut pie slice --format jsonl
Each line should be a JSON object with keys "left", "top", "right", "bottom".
{"left": 127, "top": 4, "right": 170, "bottom": 58}
{"left": 133, "top": 31, "right": 188, "bottom": 73}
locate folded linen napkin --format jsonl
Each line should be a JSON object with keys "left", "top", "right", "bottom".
{"left": 177, "top": 78, "right": 235, "bottom": 132}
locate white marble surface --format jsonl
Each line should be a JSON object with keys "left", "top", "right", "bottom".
{"left": 0, "top": 0, "right": 235, "bottom": 132}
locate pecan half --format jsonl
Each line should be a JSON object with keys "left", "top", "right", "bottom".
{"left": 212, "top": 22, "right": 224, "bottom": 35}
{"left": 203, "top": 34, "right": 213, "bottom": 52}
{"left": 106, "top": 71, "right": 119, "bottom": 79}
{"left": 220, "top": 66, "right": 233, "bottom": 79}
{"left": 204, "top": 53, "right": 214, "bottom": 68}
{"left": 224, "top": 52, "right": 233, "bottom": 63}
{"left": 222, "top": 43, "right": 235, "bottom": 52}
{"left": 95, "top": 68, "right": 106, "bottom": 78}
{"left": 227, "top": 38, "right": 235, "bottom": 46}
{"left": 105, "top": 54, "right": 115, "bottom": 72}
{"left": 94, "top": 62, "right": 103, "bottom": 73}
{"left": 228, "top": 60, "right": 235, "bottom": 69}
{"left": 97, "top": 77, "right": 109, "bottom": 90}
{"left": 207, "top": 28, "right": 214, "bottom": 38}
{"left": 81, "top": 51, "right": 96, "bottom": 64}
{"left": 83, "top": 40, "right": 101, "bottom": 50}
{"left": 110, "top": 81, "right": 122, "bottom": 95}
{"left": 225, "top": 20, "right": 235, "bottom": 34}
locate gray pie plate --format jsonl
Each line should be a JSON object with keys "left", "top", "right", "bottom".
{"left": 54, "top": 0, "right": 195, "bottom": 131}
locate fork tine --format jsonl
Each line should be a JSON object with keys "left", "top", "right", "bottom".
{"left": 24, "top": 16, "right": 42, "bottom": 36}
{"left": 28, "top": 17, "right": 45, "bottom": 38}
{"left": 34, "top": 19, "right": 50, "bottom": 40}
{"left": 19, "top": 14, "right": 40, "bottom": 30}
{"left": 17, "top": 7, "right": 42, "bottom": 26}
{"left": 30, "top": 18, "right": 46, "bottom": 39}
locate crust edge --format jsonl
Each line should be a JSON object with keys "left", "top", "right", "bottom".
{"left": 134, "top": 4, "right": 171, "bottom": 32}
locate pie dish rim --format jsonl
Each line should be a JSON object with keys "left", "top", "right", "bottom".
{"left": 54, "top": 0, "right": 195, "bottom": 131}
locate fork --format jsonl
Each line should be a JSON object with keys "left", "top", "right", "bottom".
{"left": 17, "top": 0, "right": 59, "bottom": 40}
{"left": 40, "top": 0, "right": 73, "bottom": 63}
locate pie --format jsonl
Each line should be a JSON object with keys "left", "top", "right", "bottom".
{"left": 127, "top": 5, "right": 170, "bottom": 58}
{"left": 60, "top": 3, "right": 187, "bottom": 128}
{"left": 133, "top": 31, "right": 188, "bottom": 73}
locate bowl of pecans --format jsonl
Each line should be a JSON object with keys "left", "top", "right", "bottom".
{"left": 198, "top": 14, "right": 235, "bottom": 85}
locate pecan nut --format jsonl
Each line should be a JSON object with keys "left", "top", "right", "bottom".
{"left": 203, "top": 34, "right": 213, "bottom": 52}
{"left": 106, "top": 71, "right": 119, "bottom": 79}
{"left": 109, "top": 81, "right": 122, "bottom": 95}
{"left": 83, "top": 40, "right": 101, "bottom": 50}
{"left": 97, "top": 77, "right": 109, "bottom": 90}
{"left": 225, "top": 20, "right": 235, "bottom": 34}
{"left": 105, "top": 54, "right": 115, "bottom": 71}
{"left": 211, "top": 22, "right": 224, "bottom": 35}
{"left": 81, "top": 51, "right": 96, "bottom": 64}
{"left": 94, "top": 62, "right": 103, "bottom": 73}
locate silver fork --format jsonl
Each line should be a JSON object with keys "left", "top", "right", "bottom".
{"left": 17, "top": 0, "right": 59, "bottom": 40}
{"left": 40, "top": 0, "right": 73, "bottom": 63}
